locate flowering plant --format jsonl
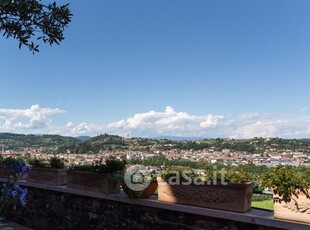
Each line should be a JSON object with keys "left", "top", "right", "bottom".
{"left": 0, "top": 157, "right": 31, "bottom": 216}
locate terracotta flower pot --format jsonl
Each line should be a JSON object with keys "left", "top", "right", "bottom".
{"left": 273, "top": 191, "right": 310, "bottom": 223}
{"left": 27, "top": 167, "right": 67, "bottom": 185}
{"left": 67, "top": 171, "right": 120, "bottom": 194}
{"left": 122, "top": 180, "right": 158, "bottom": 198}
{"left": 157, "top": 177, "right": 253, "bottom": 213}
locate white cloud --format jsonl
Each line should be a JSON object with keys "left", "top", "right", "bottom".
{"left": 200, "top": 114, "right": 224, "bottom": 128}
{"left": 0, "top": 104, "right": 65, "bottom": 131}
{"left": 103, "top": 106, "right": 223, "bottom": 136}
{"left": 229, "top": 113, "right": 310, "bottom": 139}
{"left": 1, "top": 105, "right": 310, "bottom": 138}
{"left": 231, "top": 121, "right": 279, "bottom": 139}
{"left": 58, "top": 106, "right": 224, "bottom": 137}
{"left": 0, "top": 104, "right": 64, "bottom": 118}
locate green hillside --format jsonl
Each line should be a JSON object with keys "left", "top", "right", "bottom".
{"left": 1, "top": 132, "right": 310, "bottom": 155}
{"left": 0, "top": 133, "right": 80, "bottom": 150}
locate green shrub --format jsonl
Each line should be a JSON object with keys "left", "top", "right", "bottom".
{"left": 26, "top": 158, "right": 48, "bottom": 168}
{"left": 204, "top": 165, "right": 254, "bottom": 184}
{"left": 161, "top": 166, "right": 197, "bottom": 182}
{"left": 49, "top": 157, "right": 64, "bottom": 169}
{"left": 252, "top": 194, "right": 273, "bottom": 202}
{"left": 71, "top": 158, "right": 126, "bottom": 174}
{"left": 259, "top": 166, "right": 310, "bottom": 203}
{"left": 70, "top": 158, "right": 126, "bottom": 182}
{"left": 0, "top": 157, "right": 21, "bottom": 166}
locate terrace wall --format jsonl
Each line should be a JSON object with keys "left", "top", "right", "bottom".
{"left": 5, "top": 181, "right": 310, "bottom": 230}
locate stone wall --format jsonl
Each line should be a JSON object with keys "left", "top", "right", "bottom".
{"left": 6, "top": 185, "right": 285, "bottom": 230}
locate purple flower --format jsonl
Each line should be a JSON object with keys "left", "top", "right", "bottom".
{"left": 18, "top": 188, "right": 27, "bottom": 206}
{"left": 11, "top": 190, "right": 17, "bottom": 197}
{"left": 0, "top": 159, "right": 29, "bottom": 210}
{"left": 13, "top": 184, "right": 19, "bottom": 190}
{"left": 21, "top": 165, "right": 31, "bottom": 179}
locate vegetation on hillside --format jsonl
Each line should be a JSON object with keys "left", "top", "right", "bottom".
{"left": 0, "top": 133, "right": 79, "bottom": 150}
{"left": 0, "top": 133, "right": 310, "bottom": 155}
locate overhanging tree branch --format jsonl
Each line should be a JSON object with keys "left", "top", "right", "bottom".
{"left": 0, "top": 0, "right": 72, "bottom": 53}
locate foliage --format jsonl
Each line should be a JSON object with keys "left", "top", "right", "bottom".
{"left": 26, "top": 157, "right": 64, "bottom": 168}
{"left": 226, "top": 167, "right": 254, "bottom": 184}
{"left": 0, "top": 158, "right": 30, "bottom": 216}
{"left": 1, "top": 133, "right": 310, "bottom": 157}
{"left": 70, "top": 164, "right": 93, "bottom": 172}
{"left": 230, "top": 163, "right": 268, "bottom": 175}
{"left": 161, "top": 166, "right": 198, "bottom": 183}
{"left": 0, "top": 133, "right": 79, "bottom": 150}
{"left": 252, "top": 194, "right": 273, "bottom": 202}
{"left": 26, "top": 158, "right": 48, "bottom": 168}
{"left": 204, "top": 165, "right": 254, "bottom": 184}
{"left": 0, "top": 157, "right": 21, "bottom": 166}
{"left": 71, "top": 158, "right": 126, "bottom": 174}
{"left": 166, "top": 158, "right": 208, "bottom": 169}
{"left": 0, "top": 157, "right": 31, "bottom": 179}
{"left": 174, "top": 141, "right": 209, "bottom": 150}
{"left": 128, "top": 154, "right": 167, "bottom": 166}
{"left": 49, "top": 157, "right": 64, "bottom": 169}
{"left": 128, "top": 154, "right": 210, "bottom": 169}
{"left": 146, "top": 169, "right": 158, "bottom": 182}
{"left": 70, "top": 158, "right": 126, "bottom": 183}
{"left": 0, "top": 0, "right": 72, "bottom": 53}
{"left": 259, "top": 166, "right": 310, "bottom": 203}
{"left": 74, "top": 134, "right": 127, "bottom": 153}
{"left": 161, "top": 165, "right": 254, "bottom": 184}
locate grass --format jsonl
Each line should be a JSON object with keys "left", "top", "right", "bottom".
{"left": 251, "top": 199, "right": 274, "bottom": 211}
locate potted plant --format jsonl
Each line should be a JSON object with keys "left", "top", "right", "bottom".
{"left": 67, "top": 158, "right": 126, "bottom": 194}
{"left": 27, "top": 157, "right": 67, "bottom": 185}
{"left": 157, "top": 165, "right": 254, "bottom": 212}
{"left": 259, "top": 166, "right": 310, "bottom": 223}
{"left": 122, "top": 166, "right": 158, "bottom": 199}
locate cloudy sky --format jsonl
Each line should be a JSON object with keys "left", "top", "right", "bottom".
{"left": 1, "top": 1, "right": 310, "bottom": 138}
{"left": 0, "top": 104, "right": 309, "bottom": 139}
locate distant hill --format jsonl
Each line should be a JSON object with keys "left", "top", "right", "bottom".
{"left": 75, "top": 136, "right": 91, "bottom": 141}
{"left": 0, "top": 132, "right": 309, "bottom": 155}
{"left": 152, "top": 136, "right": 206, "bottom": 141}
{"left": 73, "top": 134, "right": 127, "bottom": 153}
{"left": 0, "top": 133, "right": 80, "bottom": 150}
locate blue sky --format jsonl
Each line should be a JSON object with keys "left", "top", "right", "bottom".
{"left": 0, "top": 0, "right": 310, "bottom": 138}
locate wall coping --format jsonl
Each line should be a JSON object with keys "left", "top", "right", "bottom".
{"left": 7, "top": 179, "right": 310, "bottom": 230}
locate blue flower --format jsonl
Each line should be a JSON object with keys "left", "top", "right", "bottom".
{"left": 11, "top": 190, "right": 17, "bottom": 197}
{"left": 18, "top": 188, "right": 27, "bottom": 206}
{"left": 0, "top": 159, "right": 29, "bottom": 212}
{"left": 21, "top": 165, "right": 31, "bottom": 179}
{"left": 13, "top": 184, "right": 19, "bottom": 190}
